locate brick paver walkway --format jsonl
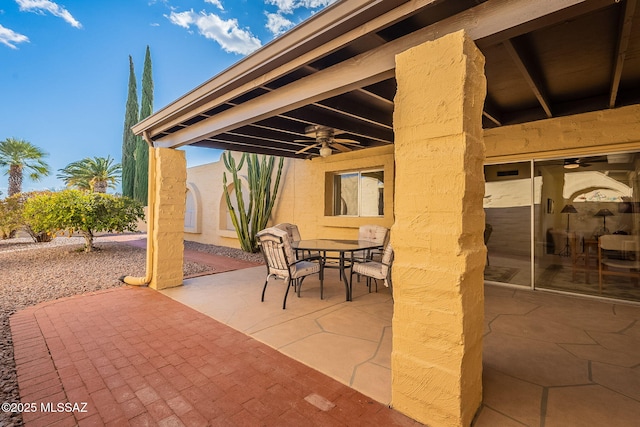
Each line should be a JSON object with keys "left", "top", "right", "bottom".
{"left": 10, "top": 287, "right": 419, "bottom": 426}
{"left": 101, "top": 235, "right": 262, "bottom": 276}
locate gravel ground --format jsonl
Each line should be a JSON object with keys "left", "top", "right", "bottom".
{"left": 183, "top": 239, "right": 264, "bottom": 263}
{"left": 0, "top": 236, "right": 261, "bottom": 427}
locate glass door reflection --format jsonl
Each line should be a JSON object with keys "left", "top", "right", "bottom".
{"left": 484, "top": 162, "right": 532, "bottom": 287}
{"left": 534, "top": 154, "right": 640, "bottom": 302}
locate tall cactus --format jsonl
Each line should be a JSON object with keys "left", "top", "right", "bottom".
{"left": 223, "top": 152, "right": 284, "bottom": 252}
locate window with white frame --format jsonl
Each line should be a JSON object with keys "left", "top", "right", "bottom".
{"left": 332, "top": 169, "right": 384, "bottom": 216}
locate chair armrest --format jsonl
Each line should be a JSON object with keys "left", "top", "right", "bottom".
{"left": 289, "top": 255, "right": 324, "bottom": 268}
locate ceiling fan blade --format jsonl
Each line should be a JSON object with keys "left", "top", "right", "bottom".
{"left": 333, "top": 138, "right": 360, "bottom": 145}
{"left": 295, "top": 142, "right": 320, "bottom": 154}
{"left": 331, "top": 143, "right": 352, "bottom": 152}
{"left": 293, "top": 139, "right": 314, "bottom": 142}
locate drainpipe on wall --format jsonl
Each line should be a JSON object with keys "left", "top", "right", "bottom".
{"left": 121, "top": 131, "right": 156, "bottom": 286}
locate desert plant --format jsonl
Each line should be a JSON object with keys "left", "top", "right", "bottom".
{"left": 0, "top": 138, "right": 50, "bottom": 196}
{"left": 223, "top": 152, "right": 284, "bottom": 252}
{"left": 23, "top": 190, "right": 144, "bottom": 252}
{"left": 121, "top": 56, "right": 139, "bottom": 198}
{"left": 57, "top": 156, "right": 121, "bottom": 193}
{"left": 134, "top": 45, "right": 154, "bottom": 204}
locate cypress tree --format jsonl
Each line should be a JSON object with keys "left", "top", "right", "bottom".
{"left": 134, "top": 46, "right": 153, "bottom": 204}
{"left": 121, "top": 56, "right": 139, "bottom": 198}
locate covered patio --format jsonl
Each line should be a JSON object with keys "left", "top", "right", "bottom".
{"left": 126, "top": 0, "right": 640, "bottom": 425}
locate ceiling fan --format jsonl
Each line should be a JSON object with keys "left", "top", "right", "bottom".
{"left": 563, "top": 158, "right": 592, "bottom": 169}
{"left": 546, "top": 156, "right": 608, "bottom": 169}
{"left": 294, "top": 125, "right": 360, "bottom": 157}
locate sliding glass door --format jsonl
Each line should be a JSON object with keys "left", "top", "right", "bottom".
{"left": 484, "top": 152, "right": 640, "bottom": 303}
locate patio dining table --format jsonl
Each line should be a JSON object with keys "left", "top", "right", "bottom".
{"left": 292, "top": 239, "right": 383, "bottom": 301}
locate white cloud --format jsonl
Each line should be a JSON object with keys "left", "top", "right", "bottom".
{"left": 167, "top": 10, "right": 194, "bottom": 29}
{"left": 266, "top": 0, "right": 337, "bottom": 14}
{"left": 0, "top": 24, "right": 29, "bottom": 49}
{"left": 15, "top": 0, "right": 82, "bottom": 28}
{"left": 167, "top": 10, "right": 261, "bottom": 55}
{"left": 265, "top": 12, "right": 293, "bottom": 36}
{"left": 205, "top": 0, "right": 224, "bottom": 11}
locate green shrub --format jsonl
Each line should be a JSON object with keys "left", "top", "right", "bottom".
{"left": 0, "top": 191, "right": 54, "bottom": 241}
{"left": 23, "top": 189, "right": 145, "bottom": 251}
{"left": 0, "top": 194, "right": 23, "bottom": 239}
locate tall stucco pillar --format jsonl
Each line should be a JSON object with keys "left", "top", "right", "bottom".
{"left": 149, "top": 147, "right": 186, "bottom": 290}
{"left": 391, "top": 30, "right": 486, "bottom": 426}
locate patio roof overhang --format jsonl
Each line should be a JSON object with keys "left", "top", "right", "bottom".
{"left": 132, "top": 0, "right": 640, "bottom": 160}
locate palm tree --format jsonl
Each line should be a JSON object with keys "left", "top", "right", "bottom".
{"left": 57, "top": 156, "right": 122, "bottom": 193}
{"left": 0, "top": 138, "right": 50, "bottom": 196}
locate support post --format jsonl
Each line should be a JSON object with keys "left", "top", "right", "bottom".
{"left": 391, "top": 30, "right": 486, "bottom": 426}
{"left": 149, "top": 148, "right": 186, "bottom": 290}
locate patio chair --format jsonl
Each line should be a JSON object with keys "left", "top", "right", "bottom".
{"left": 598, "top": 234, "right": 640, "bottom": 293}
{"left": 257, "top": 227, "right": 324, "bottom": 309}
{"left": 273, "top": 222, "right": 319, "bottom": 258}
{"left": 351, "top": 225, "right": 389, "bottom": 283}
{"left": 273, "top": 223, "right": 302, "bottom": 242}
{"left": 350, "top": 244, "right": 394, "bottom": 298}
{"left": 354, "top": 224, "right": 389, "bottom": 261}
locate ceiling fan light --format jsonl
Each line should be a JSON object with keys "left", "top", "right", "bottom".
{"left": 564, "top": 159, "right": 580, "bottom": 169}
{"left": 319, "top": 146, "right": 332, "bottom": 157}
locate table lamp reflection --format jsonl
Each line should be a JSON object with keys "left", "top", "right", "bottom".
{"left": 594, "top": 208, "right": 614, "bottom": 235}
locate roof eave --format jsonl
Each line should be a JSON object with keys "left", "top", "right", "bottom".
{"left": 132, "top": 0, "right": 411, "bottom": 138}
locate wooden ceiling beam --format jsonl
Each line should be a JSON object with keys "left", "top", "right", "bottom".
{"left": 503, "top": 38, "right": 553, "bottom": 118}
{"left": 207, "top": 133, "right": 302, "bottom": 152}
{"left": 280, "top": 106, "right": 393, "bottom": 144}
{"left": 249, "top": 123, "right": 308, "bottom": 139}
{"left": 192, "top": 138, "right": 305, "bottom": 158}
{"left": 227, "top": 127, "right": 309, "bottom": 150}
{"left": 153, "top": 0, "right": 593, "bottom": 149}
{"left": 609, "top": 0, "right": 637, "bottom": 108}
{"left": 314, "top": 97, "right": 393, "bottom": 129}
{"left": 358, "top": 87, "right": 395, "bottom": 107}
{"left": 258, "top": 85, "right": 393, "bottom": 130}
{"left": 483, "top": 97, "right": 502, "bottom": 126}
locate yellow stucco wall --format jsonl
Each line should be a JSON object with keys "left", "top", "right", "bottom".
{"left": 273, "top": 144, "right": 395, "bottom": 240}
{"left": 391, "top": 31, "right": 485, "bottom": 426}
{"left": 184, "top": 146, "right": 394, "bottom": 246}
{"left": 485, "top": 104, "right": 640, "bottom": 162}
{"left": 149, "top": 148, "right": 186, "bottom": 290}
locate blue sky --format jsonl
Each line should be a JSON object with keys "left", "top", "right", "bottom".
{"left": 0, "top": 0, "right": 337, "bottom": 194}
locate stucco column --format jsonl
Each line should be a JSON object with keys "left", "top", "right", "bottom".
{"left": 149, "top": 147, "right": 186, "bottom": 290}
{"left": 391, "top": 30, "right": 486, "bottom": 426}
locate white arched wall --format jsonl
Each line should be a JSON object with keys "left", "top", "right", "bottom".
{"left": 184, "top": 182, "right": 202, "bottom": 234}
